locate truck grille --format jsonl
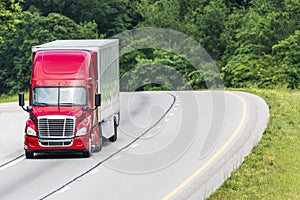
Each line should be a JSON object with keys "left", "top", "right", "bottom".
{"left": 39, "top": 139, "right": 73, "bottom": 147}
{"left": 38, "top": 116, "right": 75, "bottom": 138}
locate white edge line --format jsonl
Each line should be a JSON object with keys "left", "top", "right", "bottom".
{"left": 0, "top": 156, "right": 25, "bottom": 172}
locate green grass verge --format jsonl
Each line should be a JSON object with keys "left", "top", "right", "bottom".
{"left": 0, "top": 92, "right": 29, "bottom": 103}
{"left": 209, "top": 88, "right": 300, "bottom": 199}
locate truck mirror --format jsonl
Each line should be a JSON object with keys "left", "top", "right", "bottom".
{"left": 19, "top": 93, "right": 32, "bottom": 113}
{"left": 95, "top": 93, "right": 101, "bottom": 107}
{"left": 19, "top": 93, "right": 25, "bottom": 107}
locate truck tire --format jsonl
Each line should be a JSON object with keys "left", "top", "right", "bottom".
{"left": 109, "top": 116, "right": 118, "bottom": 142}
{"left": 82, "top": 151, "right": 90, "bottom": 158}
{"left": 83, "top": 137, "right": 92, "bottom": 158}
{"left": 92, "top": 125, "right": 102, "bottom": 152}
{"left": 83, "top": 151, "right": 90, "bottom": 158}
{"left": 117, "top": 112, "right": 120, "bottom": 126}
{"left": 25, "top": 150, "right": 34, "bottom": 159}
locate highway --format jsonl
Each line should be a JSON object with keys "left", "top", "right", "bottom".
{"left": 0, "top": 91, "right": 269, "bottom": 200}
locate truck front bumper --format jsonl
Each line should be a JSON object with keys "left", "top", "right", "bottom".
{"left": 24, "top": 135, "right": 89, "bottom": 152}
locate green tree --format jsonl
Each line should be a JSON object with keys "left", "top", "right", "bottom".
{"left": 21, "top": 0, "right": 131, "bottom": 36}
{"left": 120, "top": 49, "right": 193, "bottom": 91}
{"left": 0, "top": 11, "right": 99, "bottom": 94}
{"left": 272, "top": 30, "right": 300, "bottom": 89}
{"left": 222, "top": 50, "right": 282, "bottom": 88}
{"left": 184, "top": 0, "right": 228, "bottom": 60}
{"left": 120, "top": 49, "right": 221, "bottom": 91}
{"left": 0, "top": 0, "right": 23, "bottom": 42}
{"left": 221, "top": 0, "right": 300, "bottom": 89}
{"left": 122, "top": 0, "right": 227, "bottom": 90}
{"left": 135, "top": 0, "right": 182, "bottom": 30}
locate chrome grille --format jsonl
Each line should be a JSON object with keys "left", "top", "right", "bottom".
{"left": 38, "top": 116, "right": 75, "bottom": 138}
{"left": 39, "top": 139, "right": 73, "bottom": 147}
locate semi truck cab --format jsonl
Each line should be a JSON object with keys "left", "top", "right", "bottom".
{"left": 19, "top": 40, "right": 120, "bottom": 159}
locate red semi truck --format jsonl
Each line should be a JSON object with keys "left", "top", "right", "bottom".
{"left": 18, "top": 40, "right": 120, "bottom": 159}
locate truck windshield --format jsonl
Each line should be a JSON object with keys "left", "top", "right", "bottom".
{"left": 33, "top": 87, "right": 86, "bottom": 106}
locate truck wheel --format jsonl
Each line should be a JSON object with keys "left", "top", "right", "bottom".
{"left": 109, "top": 116, "right": 118, "bottom": 142}
{"left": 83, "top": 137, "right": 92, "bottom": 158}
{"left": 25, "top": 150, "right": 34, "bottom": 159}
{"left": 92, "top": 126, "right": 102, "bottom": 152}
{"left": 82, "top": 151, "right": 90, "bottom": 158}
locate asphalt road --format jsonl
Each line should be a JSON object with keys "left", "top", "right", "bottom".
{"left": 0, "top": 91, "right": 269, "bottom": 200}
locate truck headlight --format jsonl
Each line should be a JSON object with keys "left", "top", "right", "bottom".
{"left": 76, "top": 127, "right": 87, "bottom": 136}
{"left": 26, "top": 127, "right": 36, "bottom": 136}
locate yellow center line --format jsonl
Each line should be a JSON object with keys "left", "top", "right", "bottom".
{"left": 162, "top": 91, "right": 247, "bottom": 200}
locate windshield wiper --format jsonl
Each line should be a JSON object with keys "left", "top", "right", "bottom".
{"left": 35, "top": 102, "right": 50, "bottom": 106}
{"left": 59, "top": 103, "right": 76, "bottom": 106}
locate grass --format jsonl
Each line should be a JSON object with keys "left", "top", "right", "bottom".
{"left": 209, "top": 88, "right": 300, "bottom": 199}
{"left": 0, "top": 92, "right": 29, "bottom": 103}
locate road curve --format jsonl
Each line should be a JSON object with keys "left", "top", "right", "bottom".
{"left": 0, "top": 91, "right": 269, "bottom": 200}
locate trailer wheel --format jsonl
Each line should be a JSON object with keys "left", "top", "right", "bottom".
{"left": 109, "top": 116, "right": 118, "bottom": 142}
{"left": 117, "top": 112, "right": 120, "bottom": 126}
{"left": 25, "top": 150, "right": 34, "bottom": 159}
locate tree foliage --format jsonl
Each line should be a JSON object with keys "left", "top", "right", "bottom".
{"left": 0, "top": 0, "right": 23, "bottom": 42}
{"left": 0, "top": 0, "right": 300, "bottom": 94}
{"left": 120, "top": 50, "right": 194, "bottom": 91}
{"left": 0, "top": 11, "right": 99, "bottom": 94}
{"left": 272, "top": 30, "right": 300, "bottom": 89}
{"left": 127, "top": 0, "right": 300, "bottom": 90}
{"left": 220, "top": 0, "right": 300, "bottom": 89}
{"left": 21, "top": 0, "right": 131, "bottom": 36}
